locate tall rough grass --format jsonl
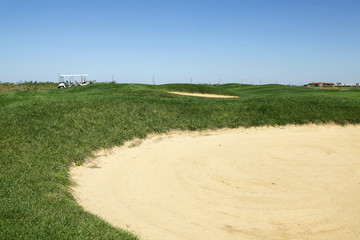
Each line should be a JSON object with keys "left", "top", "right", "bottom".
{"left": 0, "top": 81, "right": 57, "bottom": 92}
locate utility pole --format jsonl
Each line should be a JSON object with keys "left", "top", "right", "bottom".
{"left": 153, "top": 76, "right": 155, "bottom": 85}
{"left": 190, "top": 77, "right": 192, "bottom": 84}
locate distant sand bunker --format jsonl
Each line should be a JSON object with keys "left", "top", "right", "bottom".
{"left": 168, "top": 91, "right": 239, "bottom": 98}
{"left": 71, "top": 125, "right": 360, "bottom": 240}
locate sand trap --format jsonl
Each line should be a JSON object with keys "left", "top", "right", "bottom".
{"left": 168, "top": 91, "right": 239, "bottom": 98}
{"left": 71, "top": 125, "right": 360, "bottom": 240}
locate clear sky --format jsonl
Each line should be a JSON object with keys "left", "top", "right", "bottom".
{"left": 1, "top": 0, "right": 359, "bottom": 85}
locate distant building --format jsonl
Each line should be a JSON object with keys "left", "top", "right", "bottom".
{"left": 304, "top": 82, "right": 335, "bottom": 87}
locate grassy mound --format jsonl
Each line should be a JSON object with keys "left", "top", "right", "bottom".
{"left": 1, "top": 83, "right": 360, "bottom": 239}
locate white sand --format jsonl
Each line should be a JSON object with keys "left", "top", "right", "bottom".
{"left": 168, "top": 91, "right": 239, "bottom": 98}
{"left": 70, "top": 125, "right": 360, "bottom": 240}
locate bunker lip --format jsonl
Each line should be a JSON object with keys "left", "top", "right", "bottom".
{"left": 167, "top": 91, "right": 239, "bottom": 98}
{"left": 70, "top": 124, "right": 360, "bottom": 240}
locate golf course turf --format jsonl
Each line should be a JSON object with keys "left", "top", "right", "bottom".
{"left": 1, "top": 83, "right": 360, "bottom": 239}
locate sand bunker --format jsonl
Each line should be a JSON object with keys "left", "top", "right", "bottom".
{"left": 71, "top": 125, "right": 360, "bottom": 240}
{"left": 168, "top": 91, "right": 239, "bottom": 98}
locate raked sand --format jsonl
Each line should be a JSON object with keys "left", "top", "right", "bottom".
{"left": 167, "top": 91, "right": 239, "bottom": 98}
{"left": 70, "top": 125, "right": 360, "bottom": 240}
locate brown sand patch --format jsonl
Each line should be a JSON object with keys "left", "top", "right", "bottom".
{"left": 168, "top": 91, "right": 239, "bottom": 98}
{"left": 70, "top": 125, "right": 360, "bottom": 240}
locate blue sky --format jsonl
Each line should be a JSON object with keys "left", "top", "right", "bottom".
{"left": 0, "top": 0, "right": 359, "bottom": 85}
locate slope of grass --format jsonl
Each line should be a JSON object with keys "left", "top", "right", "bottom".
{"left": 218, "top": 83, "right": 360, "bottom": 98}
{"left": 1, "top": 83, "right": 360, "bottom": 239}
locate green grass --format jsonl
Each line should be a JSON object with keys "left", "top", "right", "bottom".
{"left": 0, "top": 81, "right": 57, "bottom": 92}
{"left": 1, "top": 83, "right": 360, "bottom": 239}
